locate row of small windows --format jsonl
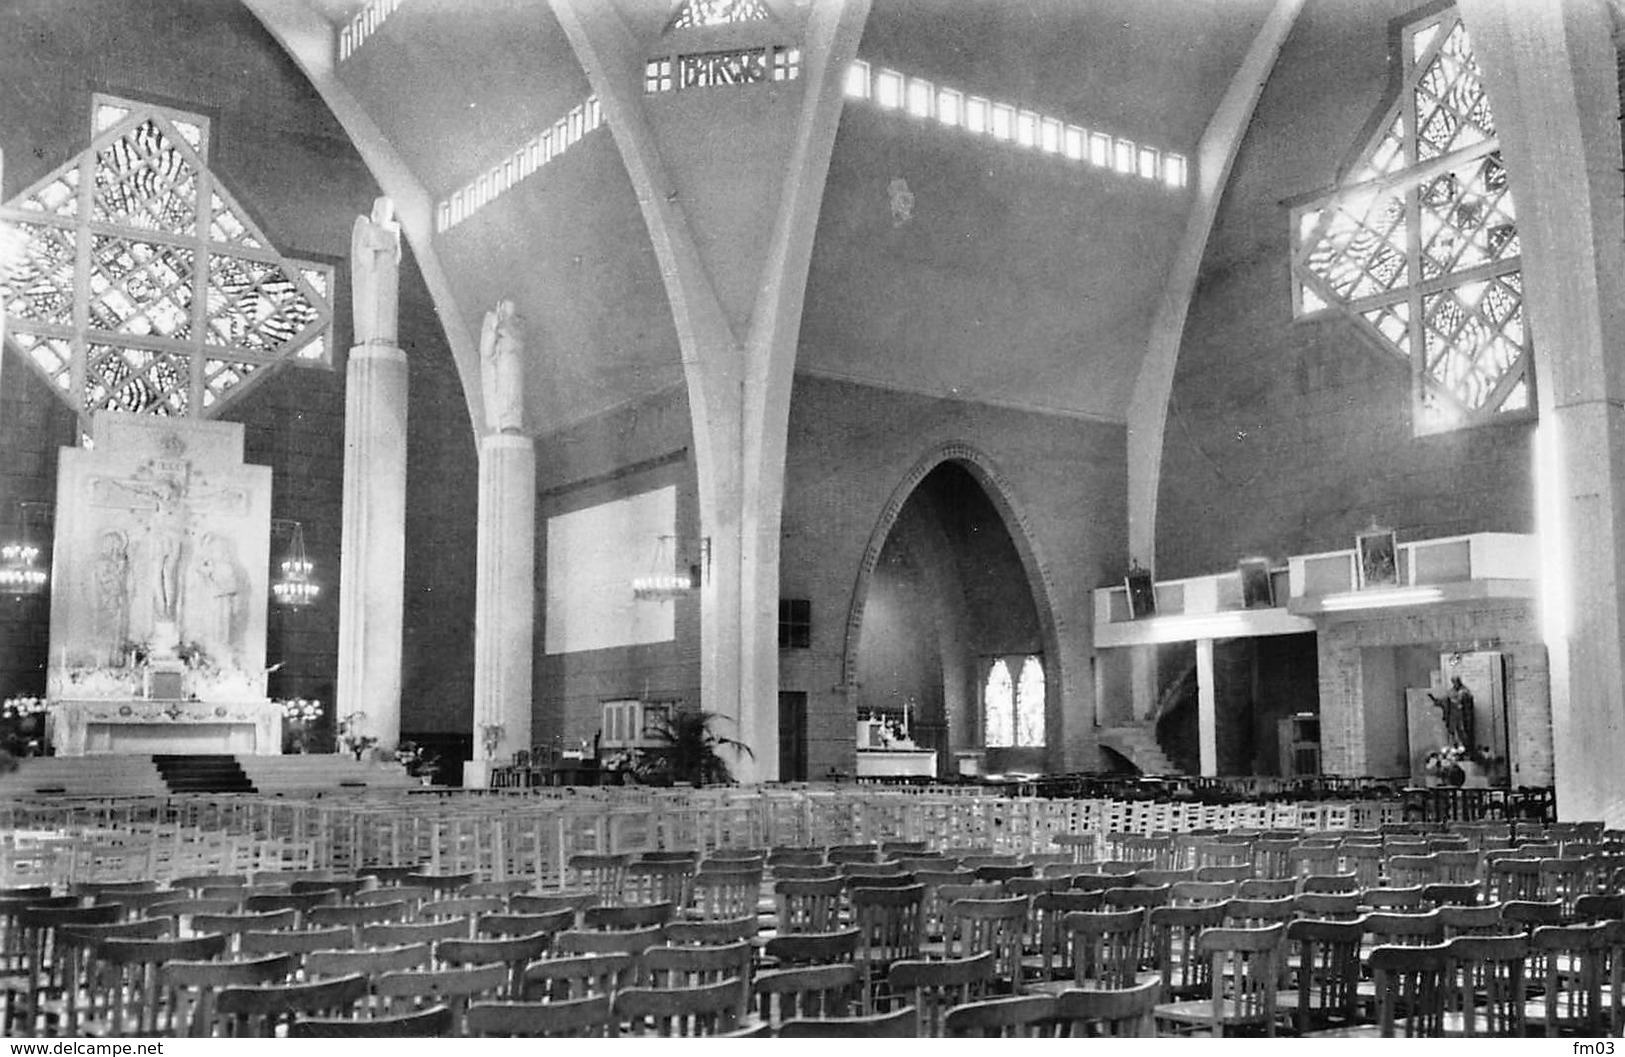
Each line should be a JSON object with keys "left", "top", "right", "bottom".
{"left": 338, "top": 0, "right": 404, "bottom": 62}
{"left": 845, "top": 61, "right": 1187, "bottom": 190}
{"left": 644, "top": 46, "right": 802, "bottom": 94}
{"left": 435, "top": 97, "right": 604, "bottom": 234}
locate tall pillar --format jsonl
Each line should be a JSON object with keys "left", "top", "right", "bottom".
{"left": 471, "top": 433, "right": 535, "bottom": 770}
{"left": 337, "top": 197, "right": 407, "bottom": 751}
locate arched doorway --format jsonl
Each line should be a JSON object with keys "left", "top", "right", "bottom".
{"left": 849, "top": 459, "right": 1053, "bottom": 778}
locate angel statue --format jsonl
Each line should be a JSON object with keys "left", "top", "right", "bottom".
{"left": 479, "top": 299, "right": 525, "bottom": 434}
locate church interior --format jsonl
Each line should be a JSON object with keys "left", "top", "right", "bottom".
{"left": 1, "top": 0, "right": 1623, "bottom": 1039}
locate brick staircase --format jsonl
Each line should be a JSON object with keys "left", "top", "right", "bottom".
{"left": 1097, "top": 724, "right": 1181, "bottom": 776}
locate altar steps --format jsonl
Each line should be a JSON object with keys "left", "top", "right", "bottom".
{"left": 238, "top": 755, "right": 419, "bottom": 796}
{"left": 153, "top": 754, "right": 255, "bottom": 794}
{"left": 0, "top": 756, "right": 169, "bottom": 798}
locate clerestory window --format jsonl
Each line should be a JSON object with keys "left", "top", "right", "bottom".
{"left": 1290, "top": 9, "right": 1529, "bottom": 433}
{"left": 1, "top": 95, "right": 334, "bottom": 425}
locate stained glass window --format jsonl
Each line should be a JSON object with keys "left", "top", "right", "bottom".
{"left": 1, "top": 95, "right": 333, "bottom": 422}
{"left": 984, "top": 653, "right": 1045, "bottom": 749}
{"left": 1291, "top": 10, "right": 1528, "bottom": 432}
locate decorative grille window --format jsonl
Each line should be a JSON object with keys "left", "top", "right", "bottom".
{"left": 1290, "top": 9, "right": 1529, "bottom": 432}
{"left": 645, "top": 47, "right": 799, "bottom": 93}
{"left": 2, "top": 95, "right": 334, "bottom": 423}
{"left": 983, "top": 654, "right": 1045, "bottom": 749}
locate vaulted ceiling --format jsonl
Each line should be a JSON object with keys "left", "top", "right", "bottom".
{"left": 268, "top": 0, "right": 1279, "bottom": 434}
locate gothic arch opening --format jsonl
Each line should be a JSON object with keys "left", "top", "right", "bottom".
{"left": 850, "top": 460, "right": 1050, "bottom": 778}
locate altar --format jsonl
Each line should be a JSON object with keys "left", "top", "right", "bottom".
{"left": 41, "top": 414, "right": 279, "bottom": 757}
{"left": 854, "top": 714, "right": 938, "bottom": 779}
{"left": 49, "top": 699, "right": 283, "bottom": 756}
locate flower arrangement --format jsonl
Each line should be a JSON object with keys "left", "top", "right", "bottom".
{"left": 1, "top": 697, "right": 47, "bottom": 720}
{"left": 279, "top": 698, "right": 323, "bottom": 724}
{"left": 338, "top": 711, "right": 377, "bottom": 760}
{"left": 1424, "top": 745, "right": 1471, "bottom": 785}
{"left": 480, "top": 723, "right": 505, "bottom": 761}
{"left": 396, "top": 740, "right": 440, "bottom": 781}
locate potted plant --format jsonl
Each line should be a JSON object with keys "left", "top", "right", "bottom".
{"left": 639, "top": 709, "right": 752, "bottom": 787}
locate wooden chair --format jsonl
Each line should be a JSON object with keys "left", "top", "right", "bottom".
{"left": 1147, "top": 902, "right": 1225, "bottom": 1000}
{"left": 763, "top": 928, "right": 859, "bottom": 968}
{"left": 305, "top": 942, "right": 431, "bottom": 979}
{"left": 79, "top": 933, "right": 228, "bottom": 1036}
{"left": 521, "top": 952, "right": 636, "bottom": 1001}
{"left": 884, "top": 953, "right": 993, "bottom": 1037}
{"left": 1222, "top": 896, "right": 1295, "bottom": 927}
{"left": 1278, "top": 917, "right": 1363, "bottom": 1033}
{"left": 478, "top": 908, "right": 573, "bottom": 939}
{"left": 1360, "top": 886, "right": 1427, "bottom": 911}
{"left": 1422, "top": 883, "right": 1481, "bottom": 907}
{"left": 13, "top": 901, "right": 123, "bottom": 1034}
{"left": 360, "top": 917, "right": 470, "bottom": 947}
{"left": 461, "top": 879, "right": 533, "bottom": 902}
{"left": 551, "top": 925, "right": 665, "bottom": 958}
{"left": 307, "top": 900, "right": 411, "bottom": 938}
{"left": 643, "top": 940, "right": 753, "bottom": 1015}
{"left": 752, "top": 963, "right": 862, "bottom": 1030}
{"left": 1153, "top": 923, "right": 1286, "bottom": 1037}
{"left": 355, "top": 886, "right": 431, "bottom": 914}
{"left": 689, "top": 870, "right": 761, "bottom": 921}
{"left": 777, "top": 1005, "right": 917, "bottom": 1037}
{"left": 564, "top": 854, "right": 630, "bottom": 902}
{"left": 1300, "top": 873, "right": 1360, "bottom": 895}
{"left": 944, "top": 993, "right": 1061, "bottom": 1037}
{"left": 583, "top": 901, "right": 674, "bottom": 931}
{"left": 1293, "top": 892, "right": 1361, "bottom": 920}
{"left": 1524, "top": 922, "right": 1610, "bottom": 1037}
{"left": 419, "top": 896, "right": 504, "bottom": 923}
{"left": 1023, "top": 890, "right": 1102, "bottom": 985}
{"left": 1438, "top": 903, "right": 1507, "bottom": 938}
{"left": 1053, "top": 978, "right": 1160, "bottom": 1037}
{"left": 774, "top": 877, "right": 843, "bottom": 934}
{"left": 663, "top": 915, "right": 757, "bottom": 945}
{"left": 1305, "top": 942, "right": 1451, "bottom": 1038}
{"left": 1056, "top": 908, "right": 1146, "bottom": 991}
{"left": 1235, "top": 878, "right": 1296, "bottom": 900}
{"left": 624, "top": 859, "right": 695, "bottom": 908}
{"left": 614, "top": 979, "right": 747, "bottom": 1036}
{"left": 1443, "top": 933, "right": 1527, "bottom": 1037}
{"left": 436, "top": 931, "right": 556, "bottom": 998}
{"left": 374, "top": 964, "right": 509, "bottom": 1035}
{"left": 511, "top": 891, "right": 600, "bottom": 924}
{"left": 403, "top": 871, "right": 477, "bottom": 896}
{"left": 939, "top": 897, "right": 1026, "bottom": 993}
{"left": 850, "top": 884, "right": 925, "bottom": 1009}
{"left": 214, "top": 972, "right": 371, "bottom": 1036}
{"left": 1170, "top": 880, "right": 1237, "bottom": 905}
{"left": 162, "top": 953, "right": 298, "bottom": 1037}
{"left": 240, "top": 925, "right": 353, "bottom": 958}
{"left": 291, "top": 1004, "right": 454, "bottom": 1037}
{"left": 1195, "top": 864, "right": 1254, "bottom": 884}
{"left": 464, "top": 995, "right": 614, "bottom": 1037}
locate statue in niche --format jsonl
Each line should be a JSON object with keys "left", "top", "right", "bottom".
{"left": 94, "top": 529, "right": 131, "bottom": 663}
{"left": 350, "top": 196, "right": 401, "bottom": 347}
{"left": 186, "top": 532, "right": 246, "bottom": 665}
{"left": 479, "top": 299, "right": 525, "bottom": 434}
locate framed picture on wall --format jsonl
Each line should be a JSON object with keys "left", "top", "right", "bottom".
{"left": 1356, "top": 527, "right": 1399, "bottom": 589}
{"left": 1238, "top": 557, "right": 1275, "bottom": 608}
{"left": 1125, "top": 563, "right": 1156, "bottom": 618}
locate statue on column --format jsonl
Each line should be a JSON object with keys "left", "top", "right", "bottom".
{"left": 479, "top": 299, "right": 526, "bottom": 434}
{"left": 350, "top": 196, "right": 401, "bottom": 347}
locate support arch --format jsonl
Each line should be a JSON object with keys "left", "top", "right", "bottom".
{"left": 841, "top": 442, "right": 1071, "bottom": 772}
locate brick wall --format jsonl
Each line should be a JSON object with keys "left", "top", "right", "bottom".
{"left": 1315, "top": 599, "right": 1550, "bottom": 784}
{"left": 1157, "top": 0, "right": 1535, "bottom": 579}
{"left": 781, "top": 373, "right": 1127, "bottom": 778}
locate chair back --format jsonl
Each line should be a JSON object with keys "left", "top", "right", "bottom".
{"left": 464, "top": 995, "right": 613, "bottom": 1037}
{"left": 292, "top": 1004, "right": 454, "bottom": 1037}
{"left": 764, "top": 927, "right": 859, "bottom": 967}
{"left": 944, "top": 994, "right": 1061, "bottom": 1037}
{"left": 1197, "top": 923, "right": 1286, "bottom": 1037}
{"left": 774, "top": 876, "right": 844, "bottom": 933}
{"left": 1444, "top": 934, "right": 1528, "bottom": 1037}
{"left": 521, "top": 952, "right": 636, "bottom": 1001}
{"left": 1062, "top": 908, "right": 1145, "bottom": 989}
{"left": 752, "top": 963, "right": 862, "bottom": 1028}
{"left": 1053, "top": 978, "right": 1159, "bottom": 1037}
{"left": 214, "top": 972, "right": 370, "bottom": 1037}
{"left": 614, "top": 979, "right": 747, "bottom": 1036}
{"left": 778, "top": 1005, "right": 917, "bottom": 1037}
{"left": 1283, "top": 917, "right": 1362, "bottom": 1032}
{"left": 437, "top": 931, "right": 556, "bottom": 997}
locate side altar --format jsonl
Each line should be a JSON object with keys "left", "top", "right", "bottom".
{"left": 46, "top": 414, "right": 281, "bottom": 756}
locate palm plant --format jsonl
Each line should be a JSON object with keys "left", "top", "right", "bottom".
{"left": 639, "top": 709, "right": 752, "bottom": 786}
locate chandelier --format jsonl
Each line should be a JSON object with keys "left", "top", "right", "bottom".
{"left": 272, "top": 520, "right": 319, "bottom": 607}
{"left": 0, "top": 502, "right": 48, "bottom": 596}
{"left": 632, "top": 535, "right": 708, "bottom": 601}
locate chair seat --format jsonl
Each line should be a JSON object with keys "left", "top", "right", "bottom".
{"left": 1153, "top": 998, "right": 1275, "bottom": 1028}
{"left": 1300, "top": 1024, "right": 1384, "bottom": 1038}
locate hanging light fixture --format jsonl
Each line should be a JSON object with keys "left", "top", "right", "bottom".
{"left": 0, "top": 502, "right": 47, "bottom": 597}
{"left": 272, "top": 519, "right": 319, "bottom": 607}
{"left": 632, "top": 535, "right": 708, "bottom": 601}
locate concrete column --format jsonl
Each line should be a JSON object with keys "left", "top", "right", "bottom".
{"left": 471, "top": 433, "right": 535, "bottom": 774}
{"left": 1196, "top": 639, "right": 1217, "bottom": 776}
{"left": 336, "top": 344, "right": 407, "bottom": 751}
{"left": 1460, "top": 0, "right": 1625, "bottom": 823}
